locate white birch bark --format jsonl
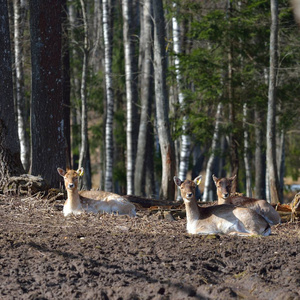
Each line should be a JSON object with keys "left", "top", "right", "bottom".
{"left": 122, "top": 0, "right": 134, "bottom": 194}
{"left": 103, "top": 0, "right": 114, "bottom": 192}
{"left": 78, "top": 0, "right": 91, "bottom": 189}
{"left": 172, "top": 3, "right": 191, "bottom": 200}
{"left": 202, "top": 102, "right": 223, "bottom": 202}
{"left": 243, "top": 103, "right": 252, "bottom": 197}
{"left": 68, "top": 4, "right": 81, "bottom": 169}
{"left": 13, "top": 0, "right": 29, "bottom": 172}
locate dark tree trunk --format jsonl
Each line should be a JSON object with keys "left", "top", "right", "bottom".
{"left": 254, "top": 107, "right": 266, "bottom": 199}
{"left": 134, "top": 0, "right": 153, "bottom": 196}
{"left": 0, "top": 0, "right": 24, "bottom": 190}
{"left": 62, "top": 0, "right": 71, "bottom": 169}
{"left": 29, "top": 1, "right": 66, "bottom": 188}
{"left": 153, "top": 0, "right": 176, "bottom": 201}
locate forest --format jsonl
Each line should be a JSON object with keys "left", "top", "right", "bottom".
{"left": 1, "top": 0, "right": 300, "bottom": 204}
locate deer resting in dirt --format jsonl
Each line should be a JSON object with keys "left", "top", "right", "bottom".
{"left": 174, "top": 176, "right": 271, "bottom": 236}
{"left": 212, "top": 175, "right": 281, "bottom": 225}
{"left": 57, "top": 168, "right": 136, "bottom": 217}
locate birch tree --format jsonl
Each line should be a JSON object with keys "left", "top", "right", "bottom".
{"left": 103, "top": 0, "right": 114, "bottom": 192}
{"left": 202, "top": 103, "right": 223, "bottom": 202}
{"left": 13, "top": 0, "right": 30, "bottom": 172}
{"left": 172, "top": 3, "right": 191, "bottom": 200}
{"left": 134, "top": 0, "right": 153, "bottom": 196}
{"left": 122, "top": 0, "right": 137, "bottom": 194}
{"left": 266, "top": 0, "right": 280, "bottom": 204}
{"left": 0, "top": 0, "right": 24, "bottom": 190}
{"left": 153, "top": 0, "right": 176, "bottom": 200}
{"left": 68, "top": 3, "right": 81, "bottom": 169}
{"left": 78, "top": 0, "right": 92, "bottom": 189}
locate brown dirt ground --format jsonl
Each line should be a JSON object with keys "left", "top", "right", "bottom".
{"left": 0, "top": 194, "right": 299, "bottom": 300}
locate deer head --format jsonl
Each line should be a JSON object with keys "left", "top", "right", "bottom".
{"left": 212, "top": 174, "right": 236, "bottom": 200}
{"left": 174, "top": 175, "right": 202, "bottom": 202}
{"left": 57, "top": 167, "right": 84, "bottom": 191}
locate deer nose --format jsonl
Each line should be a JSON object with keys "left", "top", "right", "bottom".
{"left": 68, "top": 183, "right": 74, "bottom": 189}
{"left": 186, "top": 192, "right": 193, "bottom": 198}
{"left": 223, "top": 192, "right": 229, "bottom": 198}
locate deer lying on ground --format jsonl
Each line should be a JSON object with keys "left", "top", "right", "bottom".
{"left": 212, "top": 175, "right": 281, "bottom": 225}
{"left": 57, "top": 168, "right": 136, "bottom": 217}
{"left": 174, "top": 176, "right": 271, "bottom": 236}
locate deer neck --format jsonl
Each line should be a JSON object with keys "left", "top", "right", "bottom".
{"left": 65, "top": 188, "right": 82, "bottom": 209}
{"left": 184, "top": 197, "right": 200, "bottom": 223}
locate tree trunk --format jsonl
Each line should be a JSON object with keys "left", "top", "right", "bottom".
{"left": 91, "top": 0, "right": 103, "bottom": 73}
{"left": 276, "top": 118, "right": 285, "bottom": 202}
{"left": 172, "top": 3, "right": 191, "bottom": 200}
{"left": 203, "top": 103, "right": 223, "bottom": 202}
{"left": 13, "top": 0, "right": 30, "bottom": 172}
{"left": 0, "top": 0, "right": 24, "bottom": 190}
{"left": 254, "top": 107, "right": 266, "bottom": 199}
{"left": 153, "top": 0, "right": 176, "bottom": 201}
{"left": 68, "top": 3, "right": 81, "bottom": 170}
{"left": 267, "top": 0, "right": 280, "bottom": 204}
{"left": 29, "top": 0, "right": 66, "bottom": 188}
{"left": 122, "top": 0, "right": 136, "bottom": 194}
{"left": 62, "top": 0, "right": 71, "bottom": 170}
{"left": 227, "top": 0, "right": 239, "bottom": 193}
{"left": 243, "top": 103, "right": 252, "bottom": 197}
{"left": 78, "top": 0, "right": 92, "bottom": 190}
{"left": 134, "top": 0, "right": 153, "bottom": 196}
{"left": 103, "top": 0, "right": 114, "bottom": 192}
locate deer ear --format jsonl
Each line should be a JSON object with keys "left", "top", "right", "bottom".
{"left": 173, "top": 176, "right": 182, "bottom": 187}
{"left": 77, "top": 167, "right": 84, "bottom": 177}
{"left": 57, "top": 168, "right": 66, "bottom": 177}
{"left": 194, "top": 175, "right": 202, "bottom": 186}
{"left": 212, "top": 174, "right": 218, "bottom": 184}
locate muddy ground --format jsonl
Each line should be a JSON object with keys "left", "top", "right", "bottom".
{"left": 0, "top": 194, "right": 299, "bottom": 300}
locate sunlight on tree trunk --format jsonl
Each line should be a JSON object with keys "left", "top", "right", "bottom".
{"left": 78, "top": 0, "right": 91, "bottom": 190}
{"left": 13, "top": 0, "right": 30, "bottom": 172}
{"left": 172, "top": 2, "right": 191, "bottom": 201}
{"left": 122, "top": 0, "right": 136, "bottom": 195}
{"left": 103, "top": 0, "right": 114, "bottom": 192}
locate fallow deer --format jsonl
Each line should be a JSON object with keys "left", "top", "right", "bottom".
{"left": 212, "top": 174, "right": 281, "bottom": 225}
{"left": 57, "top": 168, "right": 136, "bottom": 217}
{"left": 174, "top": 176, "right": 271, "bottom": 236}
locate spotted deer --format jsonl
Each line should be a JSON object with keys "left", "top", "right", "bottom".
{"left": 57, "top": 168, "right": 136, "bottom": 217}
{"left": 174, "top": 176, "right": 271, "bottom": 236}
{"left": 212, "top": 175, "right": 281, "bottom": 225}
